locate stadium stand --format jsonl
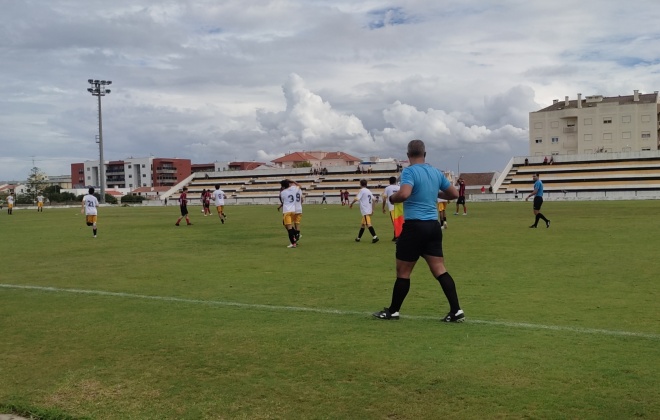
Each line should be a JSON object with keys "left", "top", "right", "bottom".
{"left": 494, "top": 151, "right": 660, "bottom": 194}
{"left": 170, "top": 163, "right": 402, "bottom": 205}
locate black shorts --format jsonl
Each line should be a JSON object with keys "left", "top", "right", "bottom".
{"left": 457, "top": 196, "right": 466, "bottom": 205}
{"left": 533, "top": 196, "right": 543, "bottom": 211}
{"left": 180, "top": 205, "right": 188, "bottom": 216}
{"left": 396, "top": 220, "right": 443, "bottom": 262}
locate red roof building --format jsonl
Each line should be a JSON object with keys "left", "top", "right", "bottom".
{"left": 271, "top": 151, "right": 361, "bottom": 168}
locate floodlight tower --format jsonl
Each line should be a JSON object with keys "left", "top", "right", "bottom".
{"left": 87, "top": 79, "right": 112, "bottom": 203}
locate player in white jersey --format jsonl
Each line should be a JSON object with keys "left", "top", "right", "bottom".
{"left": 382, "top": 176, "right": 401, "bottom": 241}
{"left": 278, "top": 179, "right": 299, "bottom": 248}
{"left": 350, "top": 179, "right": 379, "bottom": 243}
{"left": 7, "top": 193, "right": 14, "bottom": 215}
{"left": 37, "top": 194, "right": 45, "bottom": 212}
{"left": 212, "top": 184, "right": 226, "bottom": 224}
{"left": 293, "top": 184, "right": 303, "bottom": 242}
{"left": 81, "top": 187, "right": 100, "bottom": 237}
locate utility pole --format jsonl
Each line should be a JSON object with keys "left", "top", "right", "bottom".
{"left": 87, "top": 79, "right": 112, "bottom": 203}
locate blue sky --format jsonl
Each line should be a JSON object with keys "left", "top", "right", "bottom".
{"left": 1, "top": 0, "right": 660, "bottom": 180}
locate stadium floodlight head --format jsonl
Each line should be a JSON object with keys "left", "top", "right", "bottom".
{"left": 105, "top": 89, "right": 111, "bottom": 94}
{"left": 106, "top": 81, "right": 112, "bottom": 85}
{"left": 94, "top": 79, "right": 100, "bottom": 84}
{"left": 88, "top": 79, "right": 93, "bottom": 84}
{"left": 87, "top": 88, "right": 93, "bottom": 93}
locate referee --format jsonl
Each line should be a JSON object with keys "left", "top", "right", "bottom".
{"left": 373, "top": 139, "right": 465, "bottom": 322}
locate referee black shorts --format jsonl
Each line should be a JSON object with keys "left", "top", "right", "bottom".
{"left": 533, "top": 196, "right": 543, "bottom": 211}
{"left": 396, "top": 220, "right": 444, "bottom": 262}
{"left": 457, "top": 196, "right": 466, "bottom": 205}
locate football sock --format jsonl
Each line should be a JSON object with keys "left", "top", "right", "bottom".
{"left": 436, "top": 272, "right": 461, "bottom": 314}
{"left": 287, "top": 228, "right": 297, "bottom": 244}
{"left": 357, "top": 228, "right": 365, "bottom": 239}
{"left": 538, "top": 213, "right": 549, "bottom": 223}
{"left": 93, "top": 228, "right": 97, "bottom": 236}
{"left": 368, "top": 226, "right": 377, "bottom": 237}
{"left": 388, "top": 277, "right": 410, "bottom": 313}
{"left": 534, "top": 214, "right": 541, "bottom": 226}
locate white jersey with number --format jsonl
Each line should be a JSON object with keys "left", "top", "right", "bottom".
{"left": 212, "top": 189, "right": 225, "bottom": 206}
{"left": 7, "top": 196, "right": 14, "bottom": 205}
{"left": 356, "top": 187, "right": 374, "bottom": 216}
{"left": 280, "top": 186, "right": 298, "bottom": 213}
{"left": 294, "top": 186, "right": 303, "bottom": 214}
{"left": 383, "top": 184, "right": 400, "bottom": 211}
{"left": 83, "top": 194, "right": 99, "bottom": 215}
{"left": 37, "top": 195, "right": 44, "bottom": 203}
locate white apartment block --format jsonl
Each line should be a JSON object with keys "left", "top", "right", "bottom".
{"left": 82, "top": 157, "right": 154, "bottom": 189}
{"left": 529, "top": 90, "right": 660, "bottom": 156}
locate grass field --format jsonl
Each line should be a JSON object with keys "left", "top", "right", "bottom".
{"left": 0, "top": 201, "right": 659, "bottom": 420}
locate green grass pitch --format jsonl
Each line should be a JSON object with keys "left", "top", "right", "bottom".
{"left": 0, "top": 201, "right": 658, "bottom": 419}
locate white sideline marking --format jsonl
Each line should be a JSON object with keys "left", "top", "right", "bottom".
{"left": 1, "top": 283, "right": 658, "bottom": 341}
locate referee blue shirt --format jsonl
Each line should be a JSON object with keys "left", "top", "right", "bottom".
{"left": 534, "top": 179, "right": 544, "bottom": 197}
{"left": 400, "top": 164, "right": 451, "bottom": 220}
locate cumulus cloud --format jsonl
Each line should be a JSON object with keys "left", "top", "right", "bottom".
{"left": 374, "top": 101, "right": 527, "bottom": 155}
{"left": 256, "top": 74, "right": 375, "bottom": 153}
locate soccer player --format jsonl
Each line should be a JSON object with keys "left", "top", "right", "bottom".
{"left": 373, "top": 139, "right": 464, "bottom": 322}
{"left": 350, "top": 179, "right": 379, "bottom": 243}
{"left": 279, "top": 179, "right": 299, "bottom": 248}
{"left": 437, "top": 198, "right": 448, "bottom": 229}
{"left": 293, "top": 182, "right": 303, "bottom": 242}
{"left": 321, "top": 192, "right": 327, "bottom": 204}
{"left": 81, "top": 187, "right": 99, "bottom": 238}
{"left": 37, "top": 194, "right": 44, "bottom": 212}
{"left": 526, "top": 173, "right": 550, "bottom": 228}
{"left": 382, "top": 176, "right": 401, "bottom": 241}
{"left": 454, "top": 178, "right": 467, "bottom": 215}
{"left": 200, "top": 189, "right": 206, "bottom": 214}
{"left": 7, "top": 193, "right": 14, "bottom": 215}
{"left": 211, "top": 184, "right": 226, "bottom": 224}
{"left": 175, "top": 187, "right": 192, "bottom": 226}
{"left": 203, "top": 189, "right": 212, "bottom": 216}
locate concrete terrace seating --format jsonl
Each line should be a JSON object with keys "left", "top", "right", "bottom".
{"left": 175, "top": 166, "right": 402, "bottom": 204}
{"left": 496, "top": 152, "right": 660, "bottom": 194}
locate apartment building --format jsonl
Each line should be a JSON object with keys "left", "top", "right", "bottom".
{"left": 71, "top": 157, "right": 191, "bottom": 189}
{"left": 529, "top": 90, "right": 660, "bottom": 156}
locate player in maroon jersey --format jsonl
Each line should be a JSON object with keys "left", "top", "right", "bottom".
{"left": 175, "top": 187, "right": 192, "bottom": 226}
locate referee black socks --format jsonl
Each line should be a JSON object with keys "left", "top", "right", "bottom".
{"left": 388, "top": 277, "right": 410, "bottom": 313}
{"left": 436, "top": 272, "right": 461, "bottom": 314}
